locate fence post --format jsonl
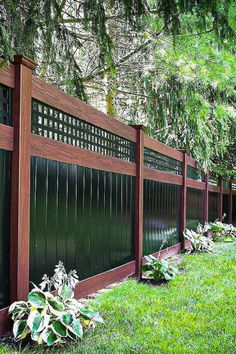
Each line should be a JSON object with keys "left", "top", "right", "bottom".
{"left": 179, "top": 150, "right": 187, "bottom": 249}
{"left": 204, "top": 172, "right": 209, "bottom": 222}
{"left": 229, "top": 179, "right": 233, "bottom": 224}
{"left": 10, "top": 55, "right": 37, "bottom": 301}
{"left": 219, "top": 178, "right": 223, "bottom": 220}
{"left": 131, "top": 125, "right": 144, "bottom": 279}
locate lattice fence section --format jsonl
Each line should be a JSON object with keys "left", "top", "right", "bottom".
{"left": 32, "top": 100, "right": 136, "bottom": 162}
{"left": 223, "top": 180, "right": 230, "bottom": 190}
{"left": 144, "top": 148, "right": 182, "bottom": 175}
{"left": 0, "top": 85, "right": 12, "bottom": 126}
{"left": 209, "top": 175, "right": 218, "bottom": 186}
{"left": 187, "top": 165, "right": 205, "bottom": 182}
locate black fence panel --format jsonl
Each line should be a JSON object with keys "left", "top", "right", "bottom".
{"left": 30, "top": 157, "right": 135, "bottom": 285}
{"left": 186, "top": 188, "right": 204, "bottom": 230}
{"left": 0, "top": 149, "right": 11, "bottom": 309}
{"left": 233, "top": 195, "right": 236, "bottom": 226}
{"left": 208, "top": 192, "right": 218, "bottom": 222}
{"left": 143, "top": 180, "right": 181, "bottom": 255}
{"left": 223, "top": 194, "right": 229, "bottom": 223}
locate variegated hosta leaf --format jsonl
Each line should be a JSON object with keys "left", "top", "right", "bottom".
{"left": 13, "top": 320, "right": 30, "bottom": 341}
{"left": 51, "top": 320, "right": 67, "bottom": 337}
{"left": 60, "top": 312, "right": 73, "bottom": 326}
{"left": 9, "top": 301, "right": 28, "bottom": 314}
{"left": 65, "top": 298, "right": 81, "bottom": 313}
{"left": 47, "top": 297, "right": 64, "bottom": 316}
{"left": 28, "top": 290, "right": 47, "bottom": 308}
{"left": 27, "top": 309, "right": 50, "bottom": 333}
{"left": 42, "top": 328, "right": 60, "bottom": 346}
{"left": 9, "top": 301, "right": 29, "bottom": 321}
{"left": 68, "top": 319, "right": 83, "bottom": 338}
{"left": 79, "top": 307, "right": 104, "bottom": 323}
{"left": 58, "top": 284, "right": 74, "bottom": 301}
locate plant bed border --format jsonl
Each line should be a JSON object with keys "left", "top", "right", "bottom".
{"left": 0, "top": 242, "right": 187, "bottom": 335}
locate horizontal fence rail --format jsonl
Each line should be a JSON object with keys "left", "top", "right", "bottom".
{"left": 0, "top": 56, "right": 234, "bottom": 334}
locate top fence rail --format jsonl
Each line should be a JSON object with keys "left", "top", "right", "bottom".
{"left": 0, "top": 59, "right": 233, "bottom": 189}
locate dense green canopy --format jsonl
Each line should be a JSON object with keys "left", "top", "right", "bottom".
{"left": 0, "top": 0, "right": 236, "bottom": 176}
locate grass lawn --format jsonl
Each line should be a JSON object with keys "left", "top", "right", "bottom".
{"left": 1, "top": 243, "right": 236, "bottom": 353}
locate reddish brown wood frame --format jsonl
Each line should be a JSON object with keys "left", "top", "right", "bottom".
{"left": 10, "top": 56, "right": 37, "bottom": 302}
{"left": 131, "top": 125, "right": 145, "bottom": 279}
{"left": 0, "top": 57, "right": 232, "bottom": 334}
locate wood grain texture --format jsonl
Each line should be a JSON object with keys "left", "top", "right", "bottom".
{"left": 144, "top": 167, "right": 183, "bottom": 185}
{"left": 74, "top": 261, "right": 135, "bottom": 299}
{"left": 10, "top": 56, "right": 35, "bottom": 302}
{"left": 186, "top": 156, "right": 197, "bottom": 167}
{"left": 208, "top": 185, "right": 220, "bottom": 193}
{"left": 0, "top": 63, "right": 15, "bottom": 88}
{"left": 186, "top": 179, "right": 205, "bottom": 190}
{"left": 32, "top": 77, "right": 136, "bottom": 142}
{"left": 144, "top": 136, "right": 183, "bottom": 162}
{"left": 31, "top": 134, "right": 136, "bottom": 176}
{"left": 0, "top": 124, "right": 14, "bottom": 151}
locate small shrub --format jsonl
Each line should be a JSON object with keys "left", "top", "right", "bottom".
{"left": 184, "top": 228, "right": 214, "bottom": 253}
{"left": 9, "top": 262, "right": 103, "bottom": 346}
{"left": 142, "top": 255, "right": 178, "bottom": 282}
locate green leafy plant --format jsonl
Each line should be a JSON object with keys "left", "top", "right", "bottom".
{"left": 142, "top": 255, "right": 178, "bottom": 282}
{"left": 9, "top": 262, "right": 103, "bottom": 346}
{"left": 142, "top": 241, "right": 178, "bottom": 282}
{"left": 184, "top": 228, "right": 215, "bottom": 253}
{"left": 205, "top": 219, "right": 236, "bottom": 243}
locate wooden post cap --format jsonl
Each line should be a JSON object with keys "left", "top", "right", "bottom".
{"left": 13, "top": 55, "right": 37, "bottom": 70}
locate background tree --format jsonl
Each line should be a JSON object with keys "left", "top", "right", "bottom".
{"left": 0, "top": 0, "right": 236, "bottom": 175}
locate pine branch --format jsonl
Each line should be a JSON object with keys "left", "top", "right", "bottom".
{"left": 82, "top": 39, "right": 152, "bottom": 81}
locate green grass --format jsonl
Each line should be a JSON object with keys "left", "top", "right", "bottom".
{"left": 1, "top": 243, "right": 236, "bottom": 353}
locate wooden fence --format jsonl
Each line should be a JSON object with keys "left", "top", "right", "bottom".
{"left": 0, "top": 55, "right": 235, "bottom": 333}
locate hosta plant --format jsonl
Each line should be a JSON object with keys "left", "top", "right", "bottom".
{"left": 184, "top": 228, "right": 215, "bottom": 253}
{"left": 142, "top": 254, "right": 178, "bottom": 282}
{"left": 208, "top": 222, "right": 235, "bottom": 243}
{"left": 9, "top": 262, "right": 103, "bottom": 346}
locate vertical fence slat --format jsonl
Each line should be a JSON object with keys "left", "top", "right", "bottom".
{"left": 10, "top": 55, "right": 37, "bottom": 301}
{"left": 180, "top": 151, "right": 187, "bottom": 249}
{"left": 229, "top": 179, "right": 233, "bottom": 224}
{"left": 131, "top": 125, "right": 144, "bottom": 279}
{"left": 204, "top": 173, "right": 209, "bottom": 222}
{"left": 219, "top": 178, "right": 223, "bottom": 220}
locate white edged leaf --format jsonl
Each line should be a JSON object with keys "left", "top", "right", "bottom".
{"left": 13, "top": 320, "right": 30, "bottom": 341}
{"left": 51, "top": 320, "right": 67, "bottom": 337}
{"left": 28, "top": 290, "right": 46, "bottom": 308}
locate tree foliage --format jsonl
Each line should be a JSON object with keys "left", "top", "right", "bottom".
{"left": 0, "top": 0, "right": 236, "bottom": 174}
